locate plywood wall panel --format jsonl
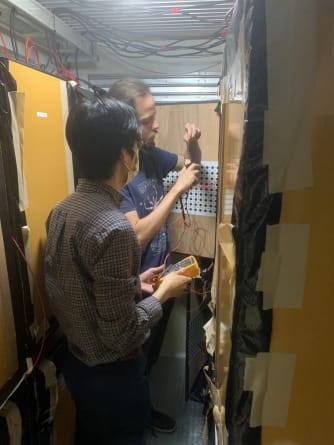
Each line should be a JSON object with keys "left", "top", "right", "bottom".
{"left": 156, "top": 103, "right": 219, "bottom": 257}
{"left": 156, "top": 103, "right": 219, "bottom": 161}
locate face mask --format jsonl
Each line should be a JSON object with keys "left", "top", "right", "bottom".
{"left": 124, "top": 146, "right": 139, "bottom": 185}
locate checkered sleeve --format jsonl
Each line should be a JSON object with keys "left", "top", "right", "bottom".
{"left": 88, "top": 224, "right": 162, "bottom": 355}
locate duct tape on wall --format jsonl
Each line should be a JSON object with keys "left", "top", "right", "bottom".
{"left": 204, "top": 367, "right": 228, "bottom": 445}
{"left": 263, "top": 0, "right": 316, "bottom": 193}
{"left": 257, "top": 224, "right": 310, "bottom": 309}
{"left": 8, "top": 92, "right": 29, "bottom": 212}
{"left": 0, "top": 401, "right": 22, "bottom": 445}
{"left": 244, "top": 352, "right": 296, "bottom": 428}
{"left": 203, "top": 317, "right": 216, "bottom": 356}
{"left": 38, "top": 359, "right": 58, "bottom": 424}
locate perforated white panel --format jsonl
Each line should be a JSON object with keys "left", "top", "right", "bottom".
{"left": 163, "top": 161, "right": 218, "bottom": 216}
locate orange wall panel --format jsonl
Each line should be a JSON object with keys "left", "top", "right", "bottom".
{"left": 262, "top": 3, "right": 334, "bottom": 444}
{"left": 8, "top": 62, "right": 71, "bottom": 327}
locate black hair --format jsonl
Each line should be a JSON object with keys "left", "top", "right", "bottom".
{"left": 66, "top": 97, "right": 141, "bottom": 180}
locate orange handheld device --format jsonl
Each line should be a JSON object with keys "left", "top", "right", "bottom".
{"left": 154, "top": 256, "right": 200, "bottom": 289}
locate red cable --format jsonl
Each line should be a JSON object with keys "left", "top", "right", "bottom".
{"left": 161, "top": 179, "right": 213, "bottom": 275}
{"left": 52, "top": 50, "right": 79, "bottom": 83}
{"left": 25, "top": 37, "right": 41, "bottom": 69}
{"left": 161, "top": 205, "right": 190, "bottom": 272}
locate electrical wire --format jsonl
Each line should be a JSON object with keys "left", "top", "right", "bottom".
{"left": 5, "top": 3, "right": 230, "bottom": 77}
{"left": 11, "top": 236, "right": 47, "bottom": 369}
{"left": 94, "top": 56, "right": 221, "bottom": 77}
{"left": 6, "top": 3, "right": 227, "bottom": 76}
{"left": 186, "top": 288, "right": 212, "bottom": 315}
{"left": 74, "top": 47, "right": 79, "bottom": 80}
{"left": 50, "top": 6, "right": 228, "bottom": 76}
{"left": 0, "top": 236, "right": 49, "bottom": 411}
{"left": 0, "top": 374, "right": 26, "bottom": 411}
{"left": 34, "top": 29, "right": 79, "bottom": 82}
{"left": 9, "top": 7, "right": 19, "bottom": 60}
{"left": 162, "top": 210, "right": 188, "bottom": 271}
{"left": 52, "top": 7, "right": 226, "bottom": 59}
{"left": 25, "top": 37, "right": 41, "bottom": 69}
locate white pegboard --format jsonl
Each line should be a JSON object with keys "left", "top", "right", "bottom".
{"left": 163, "top": 161, "right": 218, "bottom": 216}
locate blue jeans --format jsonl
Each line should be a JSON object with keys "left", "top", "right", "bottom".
{"left": 63, "top": 350, "right": 150, "bottom": 445}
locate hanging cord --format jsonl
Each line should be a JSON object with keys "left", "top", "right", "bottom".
{"left": 43, "top": 30, "right": 79, "bottom": 83}
{"left": 53, "top": 7, "right": 226, "bottom": 59}
{"left": 40, "top": 30, "right": 52, "bottom": 72}
{"left": 179, "top": 193, "right": 191, "bottom": 228}
{"left": 0, "top": 236, "right": 48, "bottom": 411}
{"left": 74, "top": 47, "right": 79, "bottom": 80}
{"left": 9, "top": 7, "right": 19, "bottom": 60}
{"left": 25, "top": 37, "right": 41, "bottom": 69}
{"left": 52, "top": 50, "right": 79, "bottom": 83}
{"left": 161, "top": 210, "right": 188, "bottom": 272}
{"left": 11, "top": 236, "right": 47, "bottom": 368}
{"left": 161, "top": 191, "right": 192, "bottom": 273}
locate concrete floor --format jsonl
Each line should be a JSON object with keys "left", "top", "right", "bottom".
{"left": 146, "top": 355, "right": 205, "bottom": 445}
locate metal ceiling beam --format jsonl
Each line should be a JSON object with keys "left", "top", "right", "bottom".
{"left": 88, "top": 75, "right": 220, "bottom": 104}
{"left": 5, "top": 0, "right": 95, "bottom": 57}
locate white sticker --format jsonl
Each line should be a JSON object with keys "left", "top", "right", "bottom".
{"left": 36, "top": 111, "right": 48, "bottom": 118}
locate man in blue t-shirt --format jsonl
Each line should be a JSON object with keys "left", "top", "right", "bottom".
{"left": 108, "top": 79, "right": 201, "bottom": 433}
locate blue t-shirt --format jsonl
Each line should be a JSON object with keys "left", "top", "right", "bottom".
{"left": 120, "top": 146, "right": 178, "bottom": 272}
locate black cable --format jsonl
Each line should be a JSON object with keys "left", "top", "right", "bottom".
{"left": 179, "top": 192, "right": 191, "bottom": 227}
{"left": 9, "top": 8, "right": 19, "bottom": 60}
{"left": 43, "top": 30, "right": 52, "bottom": 71}
{"left": 52, "top": 7, "right": 226, "bottom": 58}
{"left": 75, "top": 77, "right": 106, "bottom": 97}
{"left": 74, "top": 48, "right": 79, "bottom": 80}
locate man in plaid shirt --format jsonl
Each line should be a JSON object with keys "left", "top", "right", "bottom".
{"left": 45, "top": 97, "right": 191, "bottom": 445}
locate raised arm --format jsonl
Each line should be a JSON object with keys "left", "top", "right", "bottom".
{"left": 125, "top": 122, "right": 202, "bottom": 247}
{"left": 176, "top": 122, "right": 202, "bottom": 170}
{"left": 125, "top": 162, "right": 200, "bottom": 247}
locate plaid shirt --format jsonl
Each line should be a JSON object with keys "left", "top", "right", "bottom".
{"left": 44, "top": 179, "right": 162, "bottom": 366}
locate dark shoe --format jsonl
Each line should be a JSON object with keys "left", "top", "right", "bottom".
{"left": 148, "top": 409, "right": 176, "bottom": 433}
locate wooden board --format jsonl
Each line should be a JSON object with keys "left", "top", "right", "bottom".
{"left": 156, "top": 103, "right": 220, "bottom": 258}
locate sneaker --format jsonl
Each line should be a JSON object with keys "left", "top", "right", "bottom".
{"left": 148, "top": 409, "right": 176, "bottom": 433}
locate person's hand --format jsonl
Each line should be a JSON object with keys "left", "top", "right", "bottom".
{"left": 183, "top": 122, "right": 201, "bottom": 144}
{"left": 174, "top": 163, "right": 200, "bottom": 194}
{"left": 140, "top": 265, "right": 165, "bottom": 294}
{"left": 153, "top": 268, "right": 191, "bottom": 304}
{"left": 183, "top": 123, "right": 202, "bottom": 164}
